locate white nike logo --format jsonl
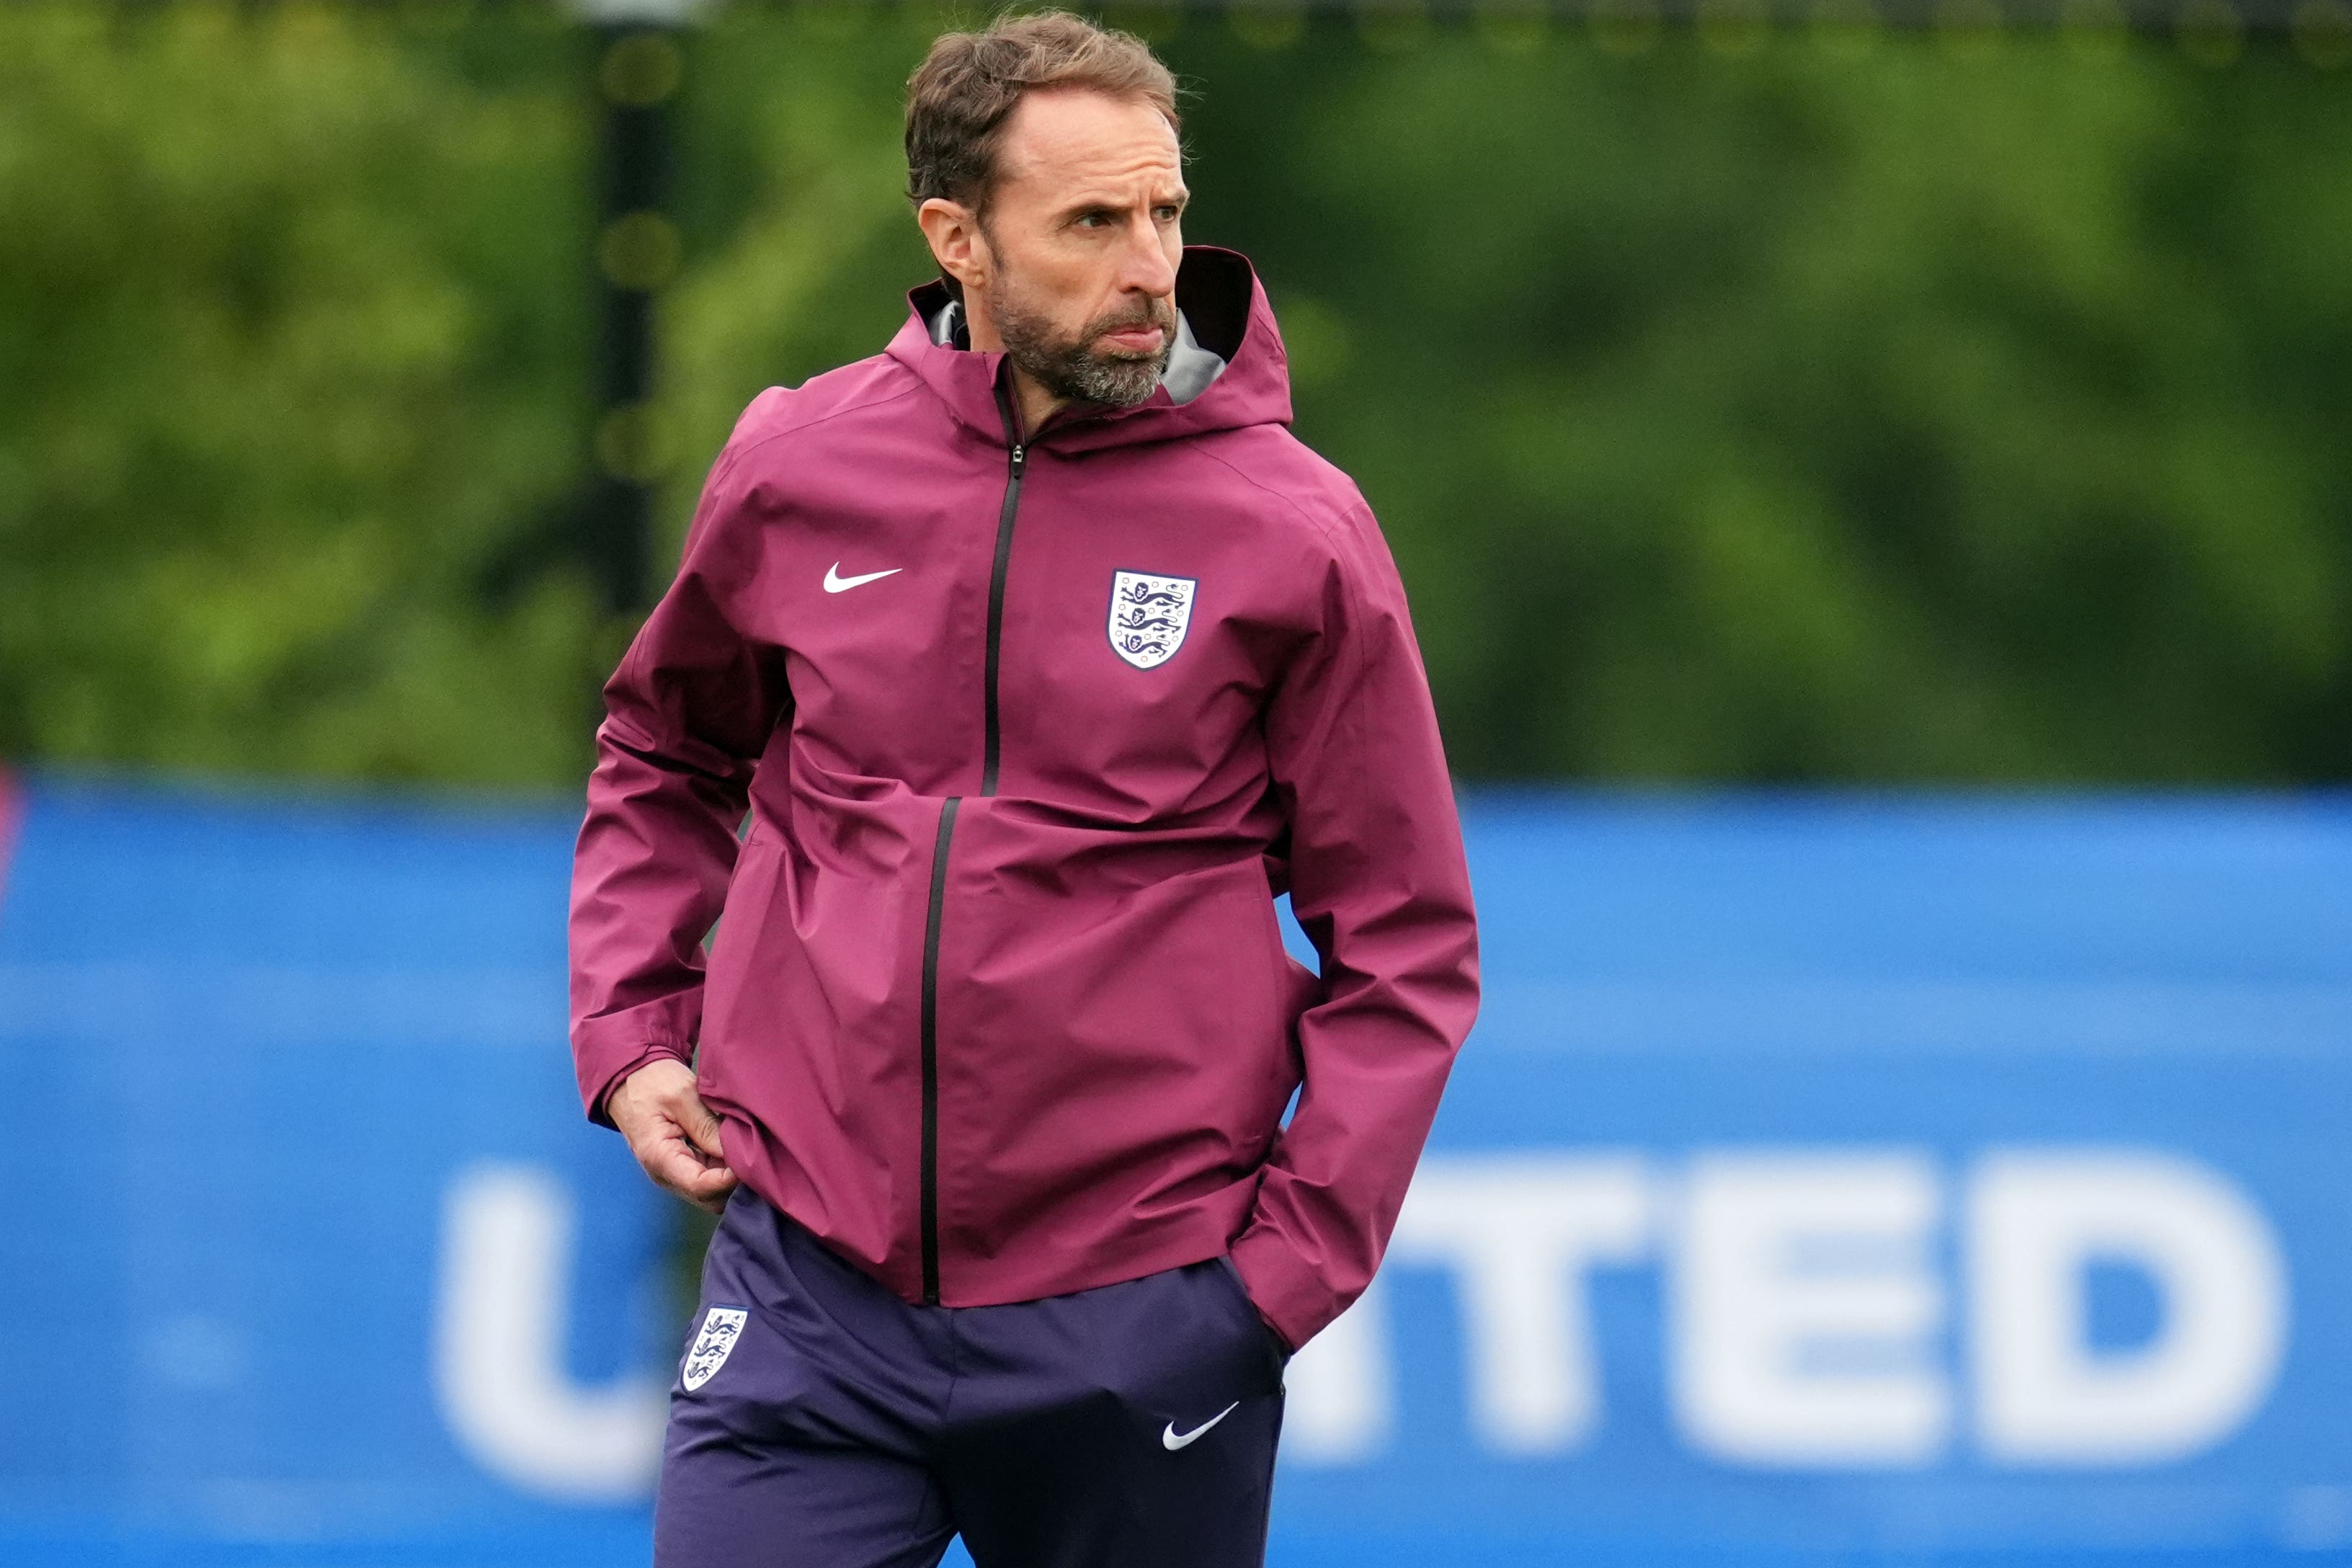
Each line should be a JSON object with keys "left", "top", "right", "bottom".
{"left": 824, "top": 563, "right": 902, "bottom": 593}
{"left": 1161, "top": 1401, "right": 1240, "bottom": 1451}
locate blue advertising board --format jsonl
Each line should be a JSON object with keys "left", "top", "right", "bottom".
{"left": 1287, "top": 796, "right": 2352, "bottom": 1565}
{"left": 1, "top": 777, "right": 2347, "bottom": 1565}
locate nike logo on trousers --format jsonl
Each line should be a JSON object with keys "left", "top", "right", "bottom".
{"left": 824, "top": 563, "right": 901, "bottom": 592}
{"left": 1161, "top": 1401, "right": 1240, "bottom": 1451}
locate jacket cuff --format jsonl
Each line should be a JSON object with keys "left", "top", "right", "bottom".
{"left": 1226, "top": 1225, "right": 1342, "bottom": 1355}
{"left": 580, "top": 1035, "right": 695, "bottom": 1129}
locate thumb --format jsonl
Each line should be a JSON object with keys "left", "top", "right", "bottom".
{"left": 680, "top": 1091, "right": 729, "bottom": 1163}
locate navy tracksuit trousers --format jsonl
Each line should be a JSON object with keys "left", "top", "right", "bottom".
{"left": 655, "top": 1187, "right": 1291, "bottom": 1567}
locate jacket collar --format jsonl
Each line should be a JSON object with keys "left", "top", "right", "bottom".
{"left": 883, "top": 245, "right": 1295, "bottom": 455}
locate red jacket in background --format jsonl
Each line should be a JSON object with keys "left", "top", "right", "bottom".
{"left": 568, "top": 246, "right": 1479, "bottom": 1353}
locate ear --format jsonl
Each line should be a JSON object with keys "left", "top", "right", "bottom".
{"left": 917, "top": 197, "right": 992, "bottom": 295}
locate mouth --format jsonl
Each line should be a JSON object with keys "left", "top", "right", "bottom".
{"left": 1097, "top": 323, "right": 1167, "bottom": 355}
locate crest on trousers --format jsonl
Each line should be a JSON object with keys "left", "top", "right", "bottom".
{"left": 1108, "top": 570, "right": 1197, "bottom": 670}
{"left": 681, "top": 1306, "right": 749, "bottom": 1392}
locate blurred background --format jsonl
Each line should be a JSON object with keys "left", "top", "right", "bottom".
{"left": 2, "top": 0, "right": 2348, "bottom": 1563}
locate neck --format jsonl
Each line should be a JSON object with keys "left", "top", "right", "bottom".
{"left": 960, "top": 288, "right": 1069, "bottom": 442}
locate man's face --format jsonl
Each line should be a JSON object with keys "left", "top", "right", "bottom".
{"left": 974, "top": 89, "right": 1188, "bottom": 409}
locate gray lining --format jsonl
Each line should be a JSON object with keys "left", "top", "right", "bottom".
{"left": 1158, "top": 311, "right": 1227, "bottom": 406}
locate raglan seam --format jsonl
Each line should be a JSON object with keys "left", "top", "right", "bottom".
{"left": 715, "top": 378, "right": 930, "bottom": 481}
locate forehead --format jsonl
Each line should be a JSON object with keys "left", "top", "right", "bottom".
{"left": 996, "top": 89, "right": 1184, "bottom": 199}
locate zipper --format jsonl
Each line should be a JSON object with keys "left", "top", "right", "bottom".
{"left": 918, "top": 793, "right": 958, "bottom": 1306}
{"left": 918, "top": 388, "right": 1033, "bottom": 1306}
{"left": 982, "top": 391, "right": 1029, "bottom": 796}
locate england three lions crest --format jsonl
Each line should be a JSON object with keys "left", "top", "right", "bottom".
{"left": 1108, "top": 570, "right": 1197, "bottom": 670}
{"left": 681, "top": 1306, "right": 748, "bottom": 1392}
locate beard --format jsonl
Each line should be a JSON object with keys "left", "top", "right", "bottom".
{"left": 991, "top": 276, "right": 1177, "bottom": 410}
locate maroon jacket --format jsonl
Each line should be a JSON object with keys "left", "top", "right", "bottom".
{"left": 569, "top": 246, "right": 1478, "bottom": 1353}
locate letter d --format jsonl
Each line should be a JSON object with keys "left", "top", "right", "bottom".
{"left": 1969, "top": 1149, "right": 2288, "bottom": 1466}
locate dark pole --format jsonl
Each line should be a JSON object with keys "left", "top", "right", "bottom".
{"left": 579, "top": 5, "right": 692, "bottom": 614}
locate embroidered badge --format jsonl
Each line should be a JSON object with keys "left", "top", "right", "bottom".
{"left": 1108, "top": 570, "right": 1197, "bottom": 670}
{"left": 681, "top": 1306, "right": 749, "bottom": 1392}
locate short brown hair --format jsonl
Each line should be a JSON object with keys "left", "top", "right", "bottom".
{"left": 905, "top": 9, "right": 1182, "bottom": 230}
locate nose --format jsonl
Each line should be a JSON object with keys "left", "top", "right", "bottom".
{"left": 1118, "top": 212, "right": 1178, "bottom": 301}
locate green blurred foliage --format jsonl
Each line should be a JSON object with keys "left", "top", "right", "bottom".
{"left": 1197, "top": 27, "right": 2352, "bottom": 780}
{"left": 2, "top": 1, "right": 2347, "bottom": 788}
{"left": 0, "top": 1, "right": 607, "bottom": 785}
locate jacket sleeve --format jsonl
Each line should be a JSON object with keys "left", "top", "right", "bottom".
{"left": 568, "top": 434, "right": 791, "bottom": 1127}
{"left": 1226, "top": 496, "right": 1481, "bottom": 1353}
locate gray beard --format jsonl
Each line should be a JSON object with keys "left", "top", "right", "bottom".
{"left": 994, "top": 288, "right": 1175, "bottom": 410}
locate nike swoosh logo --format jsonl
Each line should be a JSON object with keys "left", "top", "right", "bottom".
{"left": 824, "top": 564, "right": 902, "bottom": 593}
{"left": 1162, "top": 1401, "right": 1240, "bottom": 1451}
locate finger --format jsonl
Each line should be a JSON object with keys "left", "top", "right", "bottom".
{"left": 681, "top": 1095, "right": 729, "bottom": 1162}
{"left": 684, "top": 1165, "right": 739, "bottom": 1214}
{"left": 634, "top": 1115, "right": 723, "bottom": 1170}
{"left": 687, "top": 1165, "right": 739, "bottom": 1198}
{"left": 642, "top": 1139, "right": 723, "bottom": 1199}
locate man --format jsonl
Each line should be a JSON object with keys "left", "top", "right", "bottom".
{"left": 569, "top": 11, "right": 1478, "bottom": 1565}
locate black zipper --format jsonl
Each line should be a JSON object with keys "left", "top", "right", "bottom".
{"left": 982, "top": 391, "right": 1029, "bottom": 796}
{"left": 917, "top": 390, "right": 1033, "bottom": 1306}
{"left": 918, "top": 793, "right": 958, "bottom": 1306}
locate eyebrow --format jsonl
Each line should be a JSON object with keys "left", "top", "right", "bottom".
{"left": 1060, "top": 189, "right": 1191, "bottom": 218}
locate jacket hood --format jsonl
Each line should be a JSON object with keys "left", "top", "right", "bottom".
{"left": 884, "top": 244, "right": 1295, "bottom": 455}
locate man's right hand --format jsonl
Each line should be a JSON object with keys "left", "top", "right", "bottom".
{"left": 607, "top": 1058, "right": 740, "bottom": 1213}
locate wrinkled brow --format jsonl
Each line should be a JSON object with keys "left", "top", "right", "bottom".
{"left": 1056, "top": 185, "right": 1191, "bottom": 221}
